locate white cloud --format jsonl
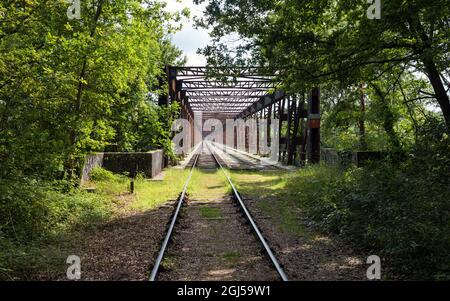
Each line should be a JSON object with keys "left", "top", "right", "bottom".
{"left": 183, "top": 51, "right": 207, "bottom": 66}
{"left": 163, "top": 0, "right": 210, "bottom": 66}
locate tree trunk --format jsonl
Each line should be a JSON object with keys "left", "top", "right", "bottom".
{"left": 421, "top": 55, "right": 450, "bottom": 132}
{"left": 359, "top": 83, "right": 368, "bottom": 150}
{"left": 410, "top": 17, "right": 450, "bottom": 132}
{"left": 371, "top": 83, "right": 401, "bottom": 149}
{"left": 65, "top": 0, "right": 105, "bottom": 180}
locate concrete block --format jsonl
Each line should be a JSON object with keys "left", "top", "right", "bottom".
{"left": 80, "top": 150, "right": 164, "bottom": 183}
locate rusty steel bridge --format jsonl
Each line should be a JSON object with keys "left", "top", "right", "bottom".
{"left": 158, "top": 66, "right": 321, "bottom": 165}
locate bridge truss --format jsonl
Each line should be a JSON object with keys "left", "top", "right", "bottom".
{"left": 159, "top": 66, "right": 321, "bottom": 165}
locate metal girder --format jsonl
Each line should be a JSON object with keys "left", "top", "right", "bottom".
{"left": 190, "top": 106, "right": 252, "bottom": 110}
{"left": 192, "top": 102, "right": 248, "bottom": 107}
{"left": 189, "top": 98, "right": 255, "bottom": 106}
{"left": 191, "top": 106, "right": 252, "bottom": 110}
{"left": 189, "top": 100, "right": 255, "bottom": 105}
{"left": 187, "top": 95, "right": 261, "bottom": 100}
{"left": 237, "top": 91, "right": 286, "bottom": 119}
{"left": 190, "top": 102, "right": 252, "bottom": 107}
{"left": 182, "top": 81, "right": 276, "bottom": 90}
{"left": 173, "top": 66, "right": 276, "bottom": 78}
{"left": 197, "top": 110, "right": 245, "bottom": 114}
{"left": 168, "top": 66, "right": 280, "bottom": 115}
{"left": 187, "top": 98, "right": 256, "bottom": 103}
{"left": 201, "top": 112, "right": 237, "bottom": 115}
{"left": 185, "top": 90, "right": 267, "bottom": 98}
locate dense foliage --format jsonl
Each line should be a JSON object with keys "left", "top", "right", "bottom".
{"left": 289, "top": 120, "right": 450, "bottom": 279}
{"left": 0, "top": 0, "right": 186, "bottom": 181}
{"left": 0, "top": 177, "right": 114, "bottom": 280}
{"left": 196, "top": 0, "right": 449, "bottom": 136}
{"left": 0, "top": 0, "right": 186, "bottom": 280}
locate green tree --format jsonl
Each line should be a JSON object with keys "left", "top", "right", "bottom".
{"left": 0, "top": 0, "right": 186, "bottom": 181}
{"left": 195, "top": 0, "right": 450, "bottom": 131}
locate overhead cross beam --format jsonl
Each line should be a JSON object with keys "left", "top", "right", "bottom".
{"left": 182, "top": 81, "right": 275, "bottom": 90}
{"left": 161, "top": 66, "right": 321, "bottom": 166}
{"left": 167, "top": 66, "right": 280, "bottom": 116}
{"left": 185, "top": 90, "right": 266, "bottom": 99}
{"left": 173, "top": 66, "right": 276, "bottom": 78}
{"left": 237, "top": 91, "right": 286, "bottom": 119}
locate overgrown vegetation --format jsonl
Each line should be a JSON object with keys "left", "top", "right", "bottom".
{"left": 0, "top": 1, "right": 188, "bottom": 280}
{"left": 292, "top": 126, "right": 450, "bottom": 280}
{"left": 0, "top": 0, "right": 187, "bottom": 182}
{"left": 0, "top": 165, "right": 192, "bottom": 280}
{"left": 232, "top": 121, "right": 450, "bottom": 280}
{"left": 0, "top": 177, "right": 113, "bottom": 280}
{"left": 197, "top": 0, "right": 450, "bottom": 134}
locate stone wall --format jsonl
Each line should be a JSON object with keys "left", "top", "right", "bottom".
{"left": 81, "top": 153, "right": 104, "bottom": 184}
{"left": 320, "top": 149, "right": 385, "bottom": 167}
{"left": 321, "top": 148, "right": 339, "bottom": 165}
{"left": 352, "top": 151, "right": 386, "bottom": 167}
{"left": 81, "top": 150, "right": 164, "bottom": 184}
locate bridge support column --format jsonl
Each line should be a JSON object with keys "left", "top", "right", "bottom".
{"left": 288, "top": 96, "right": 301, "bottom": 165}
{"left": 168, "top": 67, "right": 178, "bottom": 104}
{"left": 307, "top": 87, "right": 321, "bottom": 164}
{"left": 278, "top": 98, "right": 285, "bottom": 161}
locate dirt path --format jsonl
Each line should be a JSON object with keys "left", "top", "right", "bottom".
{"left": 158, "top": 198, "right": 279, "bottom": 281}
{"left": 70, "top": 206, "right": 173, "bottom": 281}
{"left": 243, "top": 197, "right": 366, "bottom": 280}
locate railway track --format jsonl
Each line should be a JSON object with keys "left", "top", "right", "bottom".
{"left": 149, "top": 141, "right": 288, "bottom": 281}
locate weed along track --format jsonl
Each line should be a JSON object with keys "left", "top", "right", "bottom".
{"left": 150, "top": 142, "right": 288, "bottom": 281}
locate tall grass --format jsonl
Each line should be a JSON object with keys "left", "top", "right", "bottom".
{"left": 0, "top": 177, "right": 114, "bottom": 280}
{"left": 230, "top": 142, "right": 450, "bottom": 280}
{"left": 286, "top": 155, "right": 450, "bottom": 279}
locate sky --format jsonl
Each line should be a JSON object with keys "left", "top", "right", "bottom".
{"left": 164, "top": 0, "right": 211, "bottom": 66}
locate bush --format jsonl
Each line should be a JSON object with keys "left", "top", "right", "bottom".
{"left": 89, "top": 167, "right": 117, "bottom": 182}
{"left": 287, "top": 134, "right": 450, "bottom": 279}
{"left": 0, "top": 177, "right": 113, "bottom": 280}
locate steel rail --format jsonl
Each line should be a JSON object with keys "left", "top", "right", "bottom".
{"left": 205, "top": 141, "right": 289, "bottom": 281}
{"left": 149, "top": 146, "right": 201, "bottom": 281}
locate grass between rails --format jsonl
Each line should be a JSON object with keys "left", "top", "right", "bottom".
{"left": 188, "top": 169, "right": 230, "bottom": 200}
{"left": 199, "top": 207, "right": 222, "bottom": 219}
